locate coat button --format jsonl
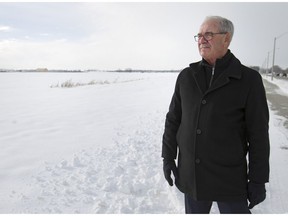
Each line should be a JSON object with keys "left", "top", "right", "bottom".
{"left": 195, "top": 158, "right": 201, "bottom": 164}
{"left": 196, "top": 129, "right": 202, "bottom": 134}
{"left": 201, "top": 99, "right": 207, "bottom": 105}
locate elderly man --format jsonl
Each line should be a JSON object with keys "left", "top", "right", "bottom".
{"left": 162, "top": 16, "right": 270, "bottom": 214}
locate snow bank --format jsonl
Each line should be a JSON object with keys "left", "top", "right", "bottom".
{"left": 262, "top": 75, "right": 288, "bottom": 96}
{"left": 9, "top": 112, "right": 185, "bottom": 213}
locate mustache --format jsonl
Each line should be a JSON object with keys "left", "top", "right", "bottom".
{"left": 200, "top": 45, "right": 210, "bottom": 48}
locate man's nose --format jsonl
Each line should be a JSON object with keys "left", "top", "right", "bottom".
{"left": 198, "top": 36, "right": 207, "bottom": 44}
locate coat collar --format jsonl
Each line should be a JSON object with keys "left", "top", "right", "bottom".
{"left": 200, "top": 49, "right": 233, "bottom": 69}
{"left": 191, "top": 50, "right": 242, "bottom": 80}
{"left": 189, "top": 51, "right": 243, "bottom": 95}
{"left": 190, "top": 51, "right": 243, "bottom": 79}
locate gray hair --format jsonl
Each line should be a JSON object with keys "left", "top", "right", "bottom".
{"left": 205, "top": 16, "right": 234, "bottom": 42}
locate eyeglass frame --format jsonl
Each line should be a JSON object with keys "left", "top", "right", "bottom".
{"left": 194, "top": 32, "right": 227, "bottom": 42}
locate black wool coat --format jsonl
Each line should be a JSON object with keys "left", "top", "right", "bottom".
{"left": 162, "top": 52, "right": 270, "bottom": 201}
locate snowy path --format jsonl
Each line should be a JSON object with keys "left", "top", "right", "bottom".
{"left": 260, "top": 78, "right": 288, "bottom": 213}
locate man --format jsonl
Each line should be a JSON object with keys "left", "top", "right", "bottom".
{"left": 162, "top": 16, "right": 270, "bottom": 214}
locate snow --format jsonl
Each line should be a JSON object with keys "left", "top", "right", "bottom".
{"left": 263, "top": 75, "right": 288, "bottom": 96}
{"left": 0, "top": 71, "right": 288, "bottom": 213}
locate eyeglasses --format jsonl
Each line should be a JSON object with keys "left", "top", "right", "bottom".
{"left": 194, "top": 32, "right": 227, "bottom": 42}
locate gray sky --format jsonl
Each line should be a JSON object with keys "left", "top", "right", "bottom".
{"left": 1, "top": 2, "right": 288, "bottom": 70}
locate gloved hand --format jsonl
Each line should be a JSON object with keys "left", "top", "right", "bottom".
{"left": 163, "top": 159, "right": 179, "bottom": 186}
{"left": 248, "top": 181, "right": 266, "bottom": 209}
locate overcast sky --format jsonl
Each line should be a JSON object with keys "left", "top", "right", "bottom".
{"left": 1, "top": 2, "right": 288, "bottom": 70}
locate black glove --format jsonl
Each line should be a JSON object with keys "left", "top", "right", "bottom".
{"left": 163, "top": 159, "right": 179, "bottom": 186}
{"left": 248, "top": 181, "right": 266, "bottom": 209}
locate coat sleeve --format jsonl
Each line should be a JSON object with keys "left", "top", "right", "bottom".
{"left": 245, "top": 72, "right": 270, "bottom": 183}
{"left": 162, "top": 73, "right": 182, "bottom": 160}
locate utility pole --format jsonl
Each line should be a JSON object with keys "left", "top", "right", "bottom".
{"left": 266, "top": 51, "right": 270, "bottom": 77}
{"left": 271, "top": 37, "right": 276, "bottom": 81}
{"left": 271, "top": 31, "right": 288, "bottom": 81}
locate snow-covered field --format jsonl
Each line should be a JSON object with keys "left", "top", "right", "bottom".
{"left": 0, "top": 71, "right": 288, "bottom": 213}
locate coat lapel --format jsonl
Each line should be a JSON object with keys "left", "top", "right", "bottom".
{"left": 191, "top": 62, "right": 205, "bottom": 95}
{"left": 206, "top": 74, "right": 230, "bottom": 94}
{"left": 206, "top": 58, "right": 242, "bottom": 95}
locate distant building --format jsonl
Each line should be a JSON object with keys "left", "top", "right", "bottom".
{"left": 36, "top": 68, "right": 48, "bottom": 72}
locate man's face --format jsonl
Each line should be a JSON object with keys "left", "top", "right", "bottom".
{"left": 197, "top": 19, "right": 229, "bottom": 64}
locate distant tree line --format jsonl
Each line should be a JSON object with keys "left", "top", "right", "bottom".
{"left": 0, "top": 68, "right": 179, "bottom": 73}
{"left": 111, "top": 68, "right": 179, "bottom": 73}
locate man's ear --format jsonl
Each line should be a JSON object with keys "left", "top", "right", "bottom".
{"left": 224, "top": 32, "right": 231, "bottom": 46}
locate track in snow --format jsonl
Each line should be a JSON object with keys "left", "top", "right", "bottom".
{"left": 9, "top": 111, "right": 184, "bottom": 213}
